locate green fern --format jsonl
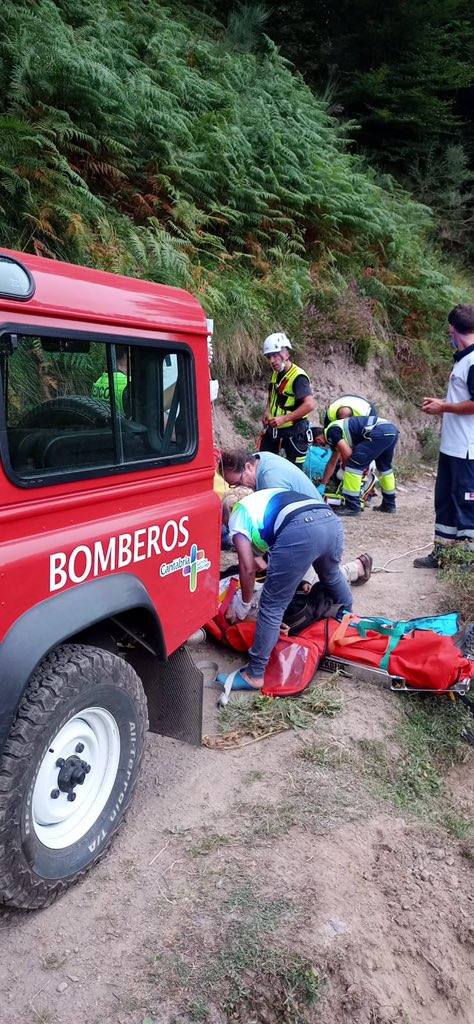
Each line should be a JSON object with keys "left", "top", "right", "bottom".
{"left": 0, "top": 0, "right": 470, "bottom": 381}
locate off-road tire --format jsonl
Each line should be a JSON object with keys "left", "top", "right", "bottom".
{"left": 17, "top": 396, "right": 111, "bottom": 428}
{"left": 0, "top": 644, "right": 148, "bottom": 910}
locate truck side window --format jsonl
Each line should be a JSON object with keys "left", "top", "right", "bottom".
{"left": 0, "top": 333, "right": 196, "bottom": 485}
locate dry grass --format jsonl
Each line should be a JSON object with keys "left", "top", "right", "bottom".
{"left": 144, "top": 882, "right": 323, "bottom": 1024}
{"left": 357, "top": 697, "right": 472, "bottom": 836}
{"left": 215, "top": 678, "right": 342, "bottom": 746}
{"left": 187, "top": 834, "right": 232, "bottom": 857}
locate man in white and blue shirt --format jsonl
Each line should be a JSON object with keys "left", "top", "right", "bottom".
{"left": 415, "top": 303, "right": 474, "bottom": 566}
{"left": 226, "top": 488, "right": 352, "bottom": 688}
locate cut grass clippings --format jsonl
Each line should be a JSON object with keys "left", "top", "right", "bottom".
{"left": 188, "top": 834, "right": 232, "bottom": 857}
{"left": 203, "top": 678, "right": 342, "bottom": 749}
{"left": 296, "top": 739, "right": 350, "bottom": 768}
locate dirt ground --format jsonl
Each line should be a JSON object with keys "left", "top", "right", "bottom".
{"left": 1, "top": 475, "right": 473, "bottom": 1024}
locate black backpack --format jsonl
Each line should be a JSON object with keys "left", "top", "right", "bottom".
{"left": 283, "top": 582, "right": 344, "bottom": 636}
{"left": 220, "top": 566, "right": 343, "bottom": 636}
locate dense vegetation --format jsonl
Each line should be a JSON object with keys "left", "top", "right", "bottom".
{"left": 209, "top": 1, "right": 474, "bottom": 257}
{"left": 0, "top": 0, "right": 470, "bottom": 385}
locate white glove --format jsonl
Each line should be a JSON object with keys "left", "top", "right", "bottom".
{"left": 227, "top": 591, "right": 252, "bottom": 623}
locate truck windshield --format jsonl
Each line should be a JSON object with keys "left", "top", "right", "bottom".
{"left": 0, "top": 333, "right": 196, "bottom": 485}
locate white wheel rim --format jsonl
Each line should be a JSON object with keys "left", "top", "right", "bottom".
{"left": 32, "top": 707, "right": 121, "bottom": 850}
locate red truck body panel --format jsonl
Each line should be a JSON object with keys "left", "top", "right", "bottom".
{"left": 0, "top": 248, "right": 207, "bottom": 334}
{"left": 0, "top": 251, "right": 220, "bottom": 652}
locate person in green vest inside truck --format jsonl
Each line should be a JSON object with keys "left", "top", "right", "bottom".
{"left": 314, "top": 414, "right": 399, "bottom": 517}
{"left": 260, "top": 332, "right": 315, "bottom": 466}
{"left": 92, "top": 344, "right": 128, "bottom": 412}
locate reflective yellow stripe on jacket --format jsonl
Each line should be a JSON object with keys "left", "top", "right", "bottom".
{"left": 269, "top": 363, "right": 310, "bottom": 428}
{"left": 324, "top": 419, "right": 353, "bottom": 447}
{"left": 326, "top": 395, "right": 372, "bottom": 421}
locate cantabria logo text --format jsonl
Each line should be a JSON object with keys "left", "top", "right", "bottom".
{"left": 160, "top": 543, "right": 211, "bottom": 592}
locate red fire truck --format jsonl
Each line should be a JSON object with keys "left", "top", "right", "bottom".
{"left": 0, "top": 250, "right": 221, "bottom": 908}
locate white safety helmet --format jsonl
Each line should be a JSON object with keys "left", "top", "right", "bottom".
{"left": 262, "top": 331, "right": 293, "bottom": 356}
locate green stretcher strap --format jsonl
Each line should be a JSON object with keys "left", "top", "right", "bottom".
{"left": 351, "top": 618, "right": 409, "bottom": 672}
{"left": 330, "top": 612, "right": 460, "bottom": 675}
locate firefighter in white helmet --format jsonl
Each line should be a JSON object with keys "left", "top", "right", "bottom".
{"left": 260, "top": 332, "right": 315, "bottom": 465}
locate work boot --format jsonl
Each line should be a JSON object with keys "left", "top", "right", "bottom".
{"left": 334, "top": 506, "right": 361, "bottom": 517}
{"left": 352, "top": 553, "right": 373, "bottom": 586}
{"left": 413, "top": 550, "right": 440, "bottom": 569}
{"left": 373, "top": 503, "right": 396, "bottom": 513}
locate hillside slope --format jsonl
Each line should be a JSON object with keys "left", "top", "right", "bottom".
{"left": 214, "top": 342, "right": 440, "bottom": 461}
{"left": 0, "top": 0, "right": 469, "bottom": 391}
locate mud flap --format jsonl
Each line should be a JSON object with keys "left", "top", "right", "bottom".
{"left": 146, "top": 645, "right": 203, "bottom": 746}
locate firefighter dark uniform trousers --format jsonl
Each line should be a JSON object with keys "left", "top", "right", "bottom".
{"left": 434, "top": 343, "right": 474, "bottom": 549}
{"left": 261, "top": 363, "right": 312, "bottom": 465}
{"left": 325, "top": 416, "right": 399, "bottom": 512}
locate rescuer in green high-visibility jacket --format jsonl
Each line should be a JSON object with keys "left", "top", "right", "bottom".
{"left": 92, "top": 345, "right": 128, "bottom": 412}
{"left": 314, "top": 415, "right": 399, "bottom": 517}
{"left": 260, "top": 332, "right": 315, "bottom": 466}
{"left": 324, "top": 394, "right": 377, "bottom": 426}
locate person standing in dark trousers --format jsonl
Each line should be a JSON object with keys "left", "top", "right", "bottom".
{"left": 260, "top": 332, "right": 315, "bottom": 466}
{"left": 414, "top": 304, "right": 474, "bottom": 567}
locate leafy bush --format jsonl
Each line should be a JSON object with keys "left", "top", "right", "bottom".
{"left": 418, "top": 425, "right": 440, "bottom": 462}
{"left": 0, "top": 0, "right": 470, "bottom": 382}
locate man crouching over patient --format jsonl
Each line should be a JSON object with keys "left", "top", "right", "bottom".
{"left": 222, "top": 488, "right": 353, "bottom": 691}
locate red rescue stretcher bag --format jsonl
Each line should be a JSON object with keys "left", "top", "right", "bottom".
{"left": 205, "top": 577, "right": 321, "bottom": 696}
{"left": 206, "top": 580, "right": 323, "bottom": 695}
{"left": 206, "top": 578, "right": 473, "bottom": 696}
{"left": 298, "top": 615, "right": 473, "bottom": 692}
{"left": 222, "top": 621, "right": 324, "bottom": 696}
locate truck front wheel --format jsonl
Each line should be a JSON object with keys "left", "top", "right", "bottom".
{"left": 0, "top": 644, "right": 148, "bottom": 909}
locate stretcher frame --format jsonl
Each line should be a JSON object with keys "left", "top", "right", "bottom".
{"left": 319, "top": 653, "right": 472, "bottom": 696}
